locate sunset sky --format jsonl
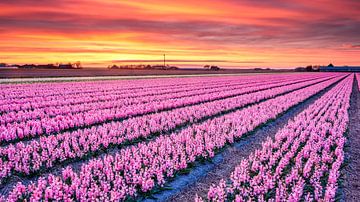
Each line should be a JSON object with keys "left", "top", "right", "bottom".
{"left": 0, "top": 0, "right": 359, "bottom": 68}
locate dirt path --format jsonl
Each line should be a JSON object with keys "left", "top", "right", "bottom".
{"left": 342, "top": 76, "right": 360, "bottom": 201}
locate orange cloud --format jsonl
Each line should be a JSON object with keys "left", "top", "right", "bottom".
{"left": 0, "top": 0, "right": 359, "bottom": 68}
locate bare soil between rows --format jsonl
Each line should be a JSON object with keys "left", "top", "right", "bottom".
{"left": 341, "top": 76, "right": 360, "bottom": 201}
{"left": 147, "top": 76, "right": 346, "bottom": 202}
{"left": 164, "top": 75, "right": 359, "bottom": 202}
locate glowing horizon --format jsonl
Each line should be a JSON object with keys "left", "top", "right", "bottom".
{"left": 0, "top": 0, "right": 359, "bottom": 68}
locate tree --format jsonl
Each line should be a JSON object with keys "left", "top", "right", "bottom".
{"left": 305, "top": 65, "right": 313, "bottom": 72}
{"left": 210, "top": 66, "right": 220, "bottom": 70}
{"left": 74, "top": 61, "right": 82, "bottom": 69}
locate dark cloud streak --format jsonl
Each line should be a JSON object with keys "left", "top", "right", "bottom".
{"left": 1, "top": 12, "right": 359, "bottom": 49}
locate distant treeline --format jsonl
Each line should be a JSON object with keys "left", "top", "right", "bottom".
{"left": 203, "top": 65, "right": 221, "bottom": 70}
{"left": 0, "top": 62, "right": 82, "bottom": 69}
{"left": 108, "top": 64, "right": 179, "bottom": 70}
{"left": 253, "top": 67, "right": 272, "bottom": 71}
{"left": 108, "top": 64, "right": 224, "bottom": 71}
{"left": 295, "top": 65, "right": 321, "bottom": 72}
{"left": 295, "top": 63, "right": 333, "bottom": 72}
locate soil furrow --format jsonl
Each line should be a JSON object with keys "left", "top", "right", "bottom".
{"left": 341, "top": 76, "right": 360, "bottom": 201}
{"left": 159, "top": 75, "right": 346, "bottom": 202}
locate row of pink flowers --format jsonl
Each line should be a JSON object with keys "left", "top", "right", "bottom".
{"left": 0, "top": 76, "right": 247, "bottom": 101}
{"left": 0, "top": 75, "right": 332, "bottom": 144}
{"left": 0, "top": 75, "right": 305, "bottom": 125}
{"left": 201, "top": 74, "right": 353, "bottom": 202}
{"left": 357, "top": 73, "right": 360, "bottom": 90}
{"left": 0, "top": 76, "right": 259, "bottom": 113}
{"left": 0, "top": 75, "right": 342, "bottom": 183}
{"left": 1, "top": 74, "right": 349, "bottom": 201}
{"left": 0, "top": 76, "right": 255, "bottom": 112}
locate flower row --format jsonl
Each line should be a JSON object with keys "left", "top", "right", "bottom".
{"left": 0, "top": 76, "right": 244, "bottom": 100}
{"left": 0, "top": 75, "right": 332, "bottom": 144}
{"left": 202, "top": 74, "right": 353, "bottom": 202}
{"left": 0, "top": 75, "right": 297, "bottom": 124}
{"left": 0, "top": 76, "right": 254, "bottom": 112}
{"left": 2, "top": 74, "right": 349, "bottom": 201}
{"left": 0, "top": 75, "right": 342, "bottom": 183}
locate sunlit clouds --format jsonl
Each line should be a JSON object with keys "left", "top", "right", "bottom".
{"left": 0, "top": 0, "right": 359, "bottom": 68}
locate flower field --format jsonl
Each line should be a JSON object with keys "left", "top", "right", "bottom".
{"left": 0, "top": 73, "right": 357, "bottom": 201}
{"left": 202, "top": 75, "right": 353, "bottom": 201}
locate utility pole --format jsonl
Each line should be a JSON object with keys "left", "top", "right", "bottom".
{"left": 163, "top": 54, "right": 166, "bottom": 67}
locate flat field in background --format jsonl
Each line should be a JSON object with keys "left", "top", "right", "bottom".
{"left": 0, "top": 68, "right": 292, "bottom": 78}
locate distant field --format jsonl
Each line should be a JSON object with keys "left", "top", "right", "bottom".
{"left": 0, "top": 68, "right": 292, "bottom": 78}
